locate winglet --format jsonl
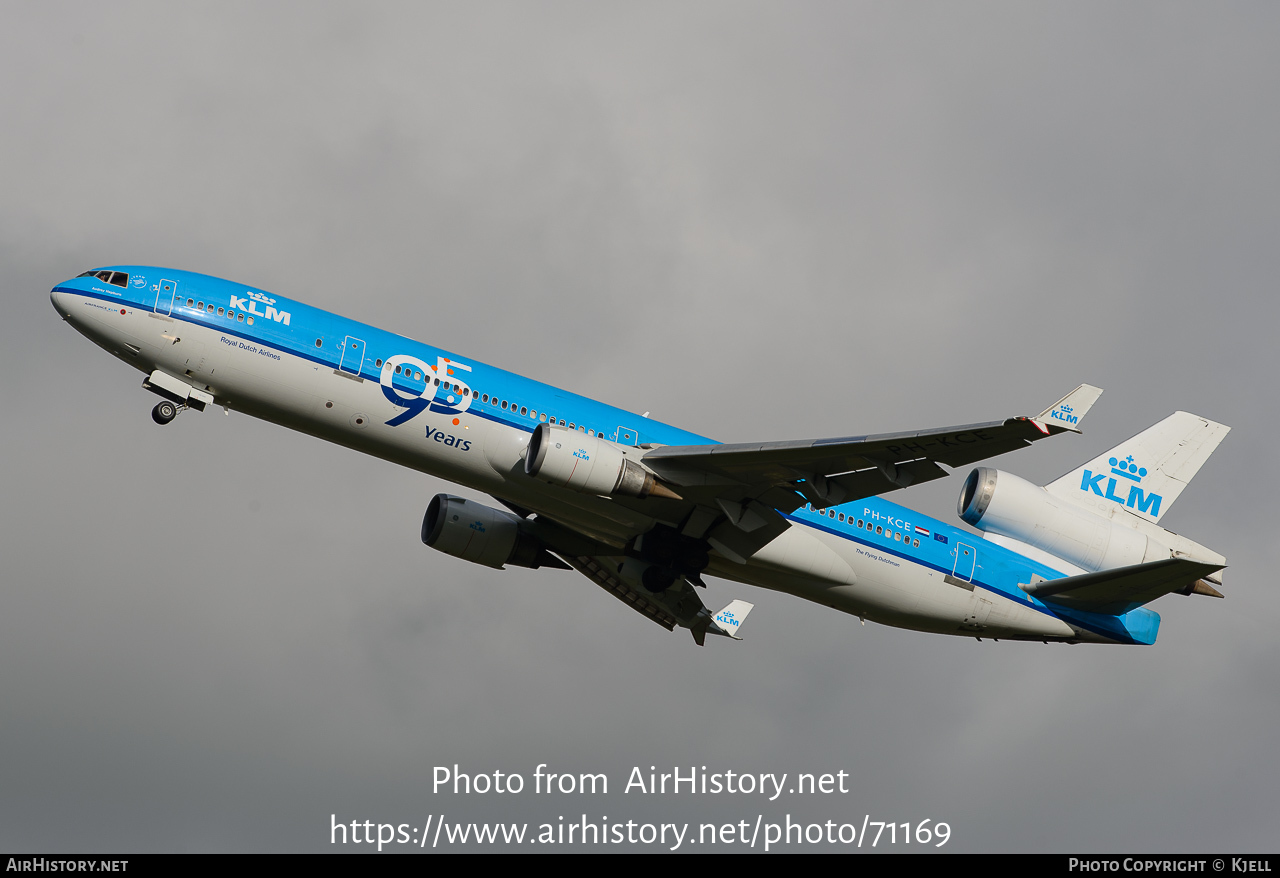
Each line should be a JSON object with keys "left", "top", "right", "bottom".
{"left": 706, "top": 600, "right": 754, "bottom": 641}
{"left": 1032, "top": 384, "right": 1103, "bottom": 434}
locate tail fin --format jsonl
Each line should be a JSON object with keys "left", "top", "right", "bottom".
{"left": 1045, "top": 412, "right": 1229, "bottom": 525}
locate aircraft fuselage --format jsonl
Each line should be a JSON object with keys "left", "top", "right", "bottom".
{"left": 51, "top": 266, "right": 1160, "bottom": 645}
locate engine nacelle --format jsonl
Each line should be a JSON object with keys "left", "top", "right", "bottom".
{"left": 421, "top": 494, "right": 549, "bottom": 569}
{"left": 614, "top": 557, "right": 679, "bottom": 594}
{"left": 525, "top": 423, "right": 666, "bottom": 499}
{"left": 958, "top": 467, "right": 1170, "bottom": 573}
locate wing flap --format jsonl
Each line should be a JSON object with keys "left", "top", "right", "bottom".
{"left": 560, "top": 554, "right": 679, "bottom": 631}
{"left": 559, "top": 554, "right": 758, "bottom": 645}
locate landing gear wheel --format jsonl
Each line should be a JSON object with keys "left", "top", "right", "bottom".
{"left": 152, "top": 401, "right": 178, "bottom": 425}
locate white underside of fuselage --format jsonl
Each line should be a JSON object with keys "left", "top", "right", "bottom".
{"left": 57, "top": 294, "right": 1093, "bottom": 644}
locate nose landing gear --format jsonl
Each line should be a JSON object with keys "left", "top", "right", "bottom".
{"left": 152, "top": 401, "right": 181, "bottom": 425}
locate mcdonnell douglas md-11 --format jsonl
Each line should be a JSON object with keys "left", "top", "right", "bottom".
{"left": 52, "top": 267, "right": 1229, "bottom": 646}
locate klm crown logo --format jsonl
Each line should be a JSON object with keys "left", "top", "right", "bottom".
{"left": 716, "top": 611, "right": 739, "bottom": 628}
{"left": 1079, "top": 454, "right": 1163, "bottom": 517}
{"left": 1110, "top": 455, "right": 1147, "bottom": 482}
{"left": 573, "top": 448, "right": 590, "bottom": 461}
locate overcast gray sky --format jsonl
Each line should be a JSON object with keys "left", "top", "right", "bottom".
{"left": 3, "top": 1, "right": 1277, "bottom": 853}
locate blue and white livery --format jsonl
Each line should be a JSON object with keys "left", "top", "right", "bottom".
{"left": 51, "top": 267, "right": 1229, "bottom": 646}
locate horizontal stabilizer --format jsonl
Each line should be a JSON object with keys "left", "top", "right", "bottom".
{"left": 1026, "top": 558, "right": 1225, "bottom": 615}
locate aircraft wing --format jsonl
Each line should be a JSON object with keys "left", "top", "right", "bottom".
{"left": 638, "top": 385, "right": 1101, "bottom": 562}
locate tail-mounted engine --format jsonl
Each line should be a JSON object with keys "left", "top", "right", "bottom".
{"left": 524, "top": 423, "right": 678, "bottom": 500}
{"left": 421, "top": 494, "right": 561, "bottom": 570}
{"left": 958, "top": 467, "right": 1170, "bottom": 572}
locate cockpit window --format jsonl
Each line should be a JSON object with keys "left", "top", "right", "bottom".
{"left": 79, "top": 269, "right": 129, "bottom": 288}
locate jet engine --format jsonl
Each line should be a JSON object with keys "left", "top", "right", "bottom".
{"left": 958, "top": 467, "right": 1171, "bottom": 572}
{"left": 615, "top": 558, "right": 680, "bottom": 594}
{"left": 421, "top": 494, "right": 559, "bottom": 570}
{"left": 524, "top": 423, "right": 677, "bottom": 500}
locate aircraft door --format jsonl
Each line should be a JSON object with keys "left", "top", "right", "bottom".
{"left": 616, "top": 425, "right": 639, "bottom": 445}
{"left": 339, "top": 336, "right": 366, "bottom": 376}
{"left": 154, "top": 279, "right": 178, "bottom": 316}
{"left": 953, "top": 543, "right": 977, "bottom": 582}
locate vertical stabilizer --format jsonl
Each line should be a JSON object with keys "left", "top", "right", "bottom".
{"left": 1045, "top": 412, "right": 1229, "bottom": 525}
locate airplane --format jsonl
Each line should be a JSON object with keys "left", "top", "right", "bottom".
{"left": 50, "top": 266, "right": 1230, "bottom": 646}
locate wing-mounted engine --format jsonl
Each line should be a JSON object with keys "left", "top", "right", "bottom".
{"left": 421, "top": 494, "right": 566, "bottom": 570}
{"left": 958, "top": 467, "right": 1172, "bottom": 573}
{"left": 525, "top": 423, "right": 680, "bottom": 500}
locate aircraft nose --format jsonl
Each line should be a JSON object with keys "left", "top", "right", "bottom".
{"left": 50, "top": 289, "right": 71, "bottom": 319}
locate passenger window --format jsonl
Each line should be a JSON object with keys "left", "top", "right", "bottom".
{"left": 207, "top": 304, "right": 214, "bottom": 312}
{"left": 876, "top": 525, "right": 883, "bottom": 535}
{"left": 502, "top": 401, "right": 508, "bottom": 410}
{"left": 187, "top": 298, "right": 194, "bottom": 306}
{"left": 857, "top": 519, "right": 864, "bottom": 528}
{"left": 237, "top": 313, "right": 244, "bottom": 322}
{"left": 196, "top": 301, "right": 204, "bottom": 310}
{"left": 413, "top": 372, "right": 422, "bottom": 381}
{"left": 520, "top": 407, "right": 528, "bottom": 416}
{"left": 375, "top": 359, "right": 383, "bottom": 367}
{"left": 913, "top": 539, "right": 920, "bottom": 547}
{"left": 838, "top": 513, "right": 845, "bottom": 522}
{"left": 895, "top": 532, "right": 902, "bottom": 541}
{"left": 219, "top": 307, "right": 225, "bottom": 316}
{"left": 540, "top": 413, "right": 547, "bottom": 422}
{"left": 247, "top": 316, "right": 253, "bottom": 325}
